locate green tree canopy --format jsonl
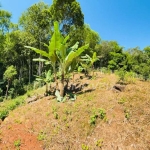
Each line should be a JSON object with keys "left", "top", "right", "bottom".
{"left": 50, "top": 0, "right": 84, "bottom": 34}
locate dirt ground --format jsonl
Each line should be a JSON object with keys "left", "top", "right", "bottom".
{"left": 0, "top": 72, "right": 150, "bottom": 150}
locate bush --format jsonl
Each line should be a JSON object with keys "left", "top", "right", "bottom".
{"left": 0, "top": 88, "right": 3, "bottom": 96}
{"left": 0, "top": 96, "right": 25, "bottom": 120}
{"left": 7, "top": 101, "right": 17, "bottom": 111}
{"left": 0, "top": 109, "right": 9, "bottom": 120}
{"left": 124, "top": 72, "right": 137, "bottom": 84}
{"left": 13, "top": 79, "right": 26, "bottom": 96}
{"left": 116, "top": 70, "right": 137, "bottom": 84}
{"left": 100, "top": 67, "right": 111, "bottom": 74}
{"left": 115, "top": 69, "right": 126, "bottom": 81}
{"left": 8, "top": 88, "right": 15, "bottom": 99}
{"left": 0, "top": 97, "right": 3, "bottom": 102}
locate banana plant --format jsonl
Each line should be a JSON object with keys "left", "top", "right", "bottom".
{"left": 35, "top": 70, "right": 52, "bottom": 95}
{"left": 90, "top": 52, "right": 99, "bottom": 76}
{"left": 80, "top": 52, "right": 99, "bottom": 76}
{"left": 56, "top": 36, "right": 89, "bottom": 97}
{"left": 25, "top": 21, "right": 89, "bottom": 98}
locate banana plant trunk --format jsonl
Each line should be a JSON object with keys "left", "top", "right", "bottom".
{"left": 60, "top": 72, "right": 65, "bottom": 97}
{"left": 92, "top": 65, "right": 94, "bottom": 76}
{"left": 53, "top": 66, "right": 57, "bottom": 83}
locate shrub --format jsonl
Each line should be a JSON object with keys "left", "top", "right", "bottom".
{"left": 124, "top": 72, "right": 136, "bottom": 84}
{"left": 100, "top": 67, "right": 111, "bottom": 74}
{"left": 7, "top": 101, "right": 17, "bottom": 111}
{"left": 115, "top": 69, "right": 126, "bottom": 81}
{"left": 0, "top": 88, "right": 3, "bottom": 96}
{"left": 0, "top": 97, "right": 3, "bottom": 102}
{"left": 0, "top": 96, "right": 25, "bottom": 120}
{"left": 116, "top": 70, "right": 137, "bottom": 84}
{"left": 0, "top": 109, "right": 9, "bottom": 120}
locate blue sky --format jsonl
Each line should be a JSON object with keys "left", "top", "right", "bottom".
{"left": 1, "top": 0, "right": 150, "bottom": 50}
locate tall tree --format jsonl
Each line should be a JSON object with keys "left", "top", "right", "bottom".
{"left": 0, "top": 9, "right": 12, "bottom": 58}
{"left": 0, "top": 9, "right": 11, "bottom": 34}
{"left": 3, "top": 65, "right": 17, "bottom": 99}
{"left": 69, "top": 24, "right": 100, "bottom": 55}
{"left": 50, "top": 0, "right": 84, "bottom": 34}
{"left": 19, "top": 2, "right": 52, "bottom": 76}
{"left": 96, "top": 41, "right": 124, "bottom": 69}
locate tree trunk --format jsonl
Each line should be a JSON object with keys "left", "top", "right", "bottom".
{"left": 5, "top": 79, "right": 10, "bottom": 99}
{"left": 38, "top": 55, "right": 42, "bottom": 76}
{"left": 29, "top": 57, "right": 31, "bottom": 84}
{"left": 45, "top": 83, "right": 48, "bottom": 96}
{"left": 19, "top": 60, "right": 22, "bottom": 81}
{"left": 38, "top": 37, "right": 42, "bottom": 76}
{"left": 60, "top": 72, "right": 64, "bottom": 97}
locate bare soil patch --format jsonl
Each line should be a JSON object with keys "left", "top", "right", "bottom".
{"left": 0, "top": 123, "right": 43, "bottom": 150}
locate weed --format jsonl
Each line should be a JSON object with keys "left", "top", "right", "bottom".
{"left": 52, "top": 105, "right": 58, "bottom": 113}
{"left": 8, "top": 125, "right": 12, "bottom": 129}
{"left": 124, "top": 109, "right": 130, "bottom": 120}
{"left": 62, "top": 115, "right": 67, "bottom": 122}
{"left": 90, "top": 108, "right": 107, "bottom": 125}
{"left": 14, "top": 119, "right": 22, "bottom": 124}
{"left": 54, "top": 112, "right": 59, "bottom": 119}
{"left": 64, "top": 107, "right": 72, "bottom": 115}
{"left": 90, "top": 114, "right": 98, "bottom": 125}
{"left": 38, "top": 131, "right": 46, "bottom": 141}
{"left": 98, "top": 108, "right": 106, "bottom": 119}
{"left": 125, "top": 112, "right": 130, "bottom": 120}
{"left": 118, "top": 97, "right": 126, "bottom": 104}
{"left": 66, "top": 123, "right": 69, "bottom": 128}
{"left": 46, "top": 112, "right": 50, "bottom": 116}
{"left": 14, "top": 139, "right": 21, "bottom": 149}
{"left": 96, "top": 139, "right": 103, "bottom": 148}
{"left": 53, "top": 126, "right": 60, "bottom": 134}
{"left": 81, "top": 144, "right": 90, "bottom": 150}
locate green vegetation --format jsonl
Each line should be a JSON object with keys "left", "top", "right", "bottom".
{"left": 37, "top": 131, "right": 46, "bottom": 141}
{"left": 0, "top": 96, "right": 25, "bottom": 120}
{"left": 90, "top": 108, "right": 106, "bottom": 125}
{"left": 1, "top": 0, "right": 150, "bottom": 104}
{"left": 14, "top": 139, "right": 21, "bottom": 149}
{"left": 95, "top": 139, "right": 103, "bottom": 148}
{"left": 81, "top": 144, "right": 90, "bottom": 150}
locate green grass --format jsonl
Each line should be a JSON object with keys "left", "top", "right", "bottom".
{"left": 0, "top": 86, "right": 45, "bottom": 120}
{"left": 0, "top": 96, "right": 25, "bottom": 120}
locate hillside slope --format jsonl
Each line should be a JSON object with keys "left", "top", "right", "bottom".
{"left": 0, "top": 73, "right": 150, "bottom": 150}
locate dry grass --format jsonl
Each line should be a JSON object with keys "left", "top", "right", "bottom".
{"left": 0, "top": 72, "right": 150, "bottom": 150}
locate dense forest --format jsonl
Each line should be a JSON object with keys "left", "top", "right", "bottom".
{"left": 0, "top": 0, "right": 150, "bottom": 101}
